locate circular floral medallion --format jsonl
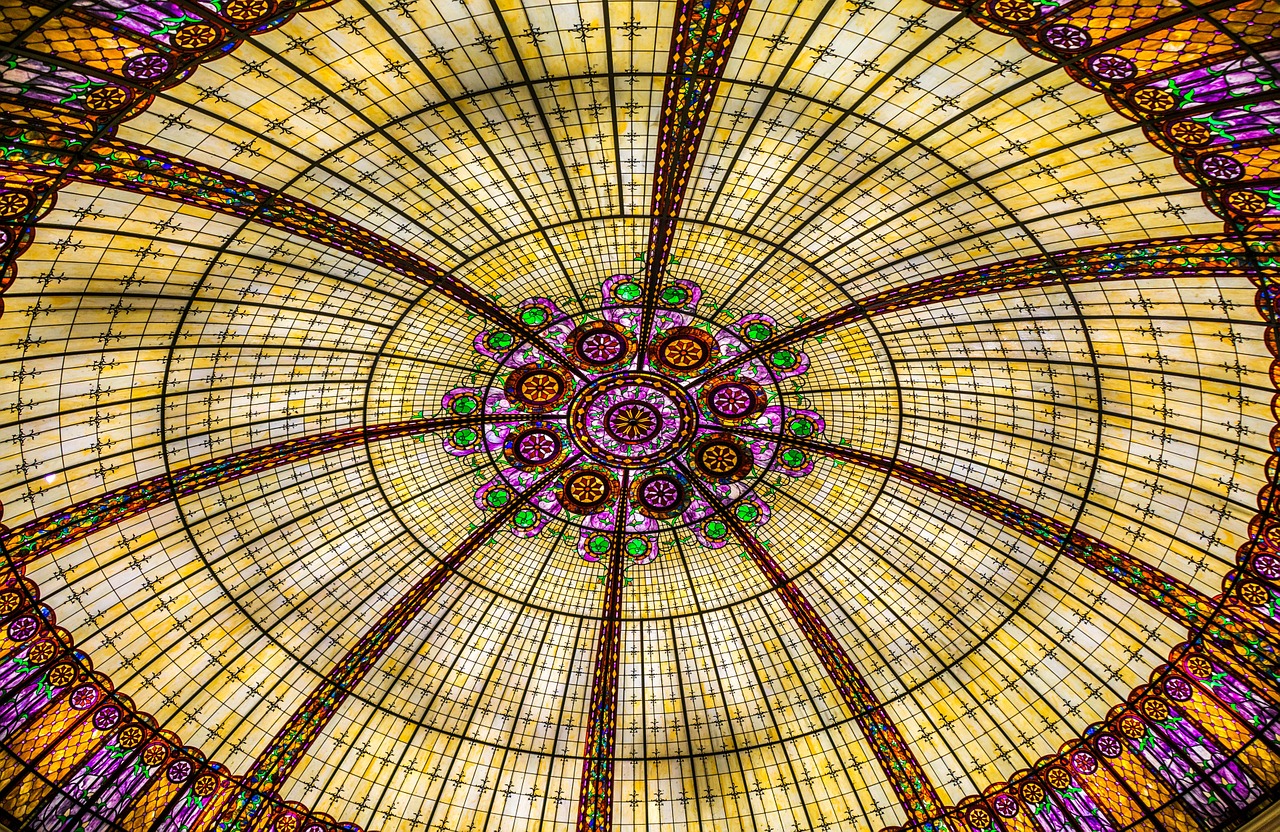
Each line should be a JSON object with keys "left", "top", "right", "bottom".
{"left": 1094, "top": 733, "right": 1123, "bottom": 758}
{"left": 83, "top": 85, "right": 132, "bottom": 113}
{"left": 119, "top": 724, "right": 145, "bottom": 749}
{"left": 69, "top": 685, "right": 99, "bottom": 710}
{"left": 194, "top": 773, "right": 219, "bottom": 797}
{"left": 1261, "top": 520, "right": 1280, "bottom": 549}
{"left": 1226, "top": 189, "right": 1268, "bottom": 216}
{"left": 504, "top": 424, "right": 567, "bottom": 472}
{"left": 172, "top": 21, "right": 221, "bottom": 50}
{"left": 123, "top": 54, "right": 172, "bottom": 82}
{"left": 167, "top": 759, "right": 193, "bottom": 783}
{"left": 28, "top": 640, "right": 56, "bottom": 665}
{"left": 1118, "top": 714, "right": 1146, "bottom": 738}
{"left": 1253, "top": 552, "right": 1280, "bottom": 580}
{"left": 1086, "top": 53, "right": 1135, "bottom": 81}
{"left": 1239, "top": 580, "right": 1270, "bottom": 606}
{"left": 1167, "top": 120, "right": 1213, "bottom": 147}
{"left": 569, "top": 320, "right": 635, "bottom": 369}
{"left": 779, "top": 447, "right": 810, "bottom": 473}
{"left": 988, "top": 0, "right": 1037, "bottom": 22}
{"left": 649, "top": 326, "right": 718, "bottom": 376}
{"left": 224, "top": 0, "right": 277, "bottom": 21}
{"left": 1070, "top": 750, "right": 1097, "bottom": 775}
{"left": 1164, "top": 675, "right": 1193, "bottom": 701}
{"left": 699, "top": 376, "right": 765, "bottom": 424}
{"left": 0, "top": 190, "right": 29, "bottom": 219}
{"left": 559, "top": 466, "right": 619, "bottom": 515}
{"left": 631, "top": 469, "right": 690, "bottom": 519}
{"left": 965, "top": 805, "right": 992, "bottom": 831}
{"left": 447, "top": 425, "right": 482, "bottom": 452}
{"left": 1044, "top": 767, "right": 1070, "bottom": 790}
{"left": 482, "top": 330, "right": 516, "bottom": 354}
{"left": 447, "top": 391, "right": 481, "bottom": 417}
{"left": 519, "top": 301, "right": 553, "bottom": 328}
{"left": 7, "top": 616, "right": 36, "bottom": 642}
{"left": 992, "top": 793, "right": 1019, "bottom": 818}
{"left": 690, "top": 433, "right": 753, "bottom": 483}
{"left": 93, "top": 705, "right": 121, "bottom": 731}
{"left": 1130, "top": 87, "right": 1176, "bottom": 113}
{"left": 1040, "top": 24, "right": 1090, "bottom": 52}
{"left": 1184, "top": 654, "right": 1212, "bottom": 680}
{"left": 739, "top": 317, "right": 773, "bottom": 342}
{"left": 504, "top": 365, "right": 572, "bottom": 412}
{"left": 731, "top": 499, "right": 766, "bottom": 526}
{"left": 607, "top": 401, "right": 661, "bottom": 442}
{"left": 1141, "top": 697, "right": 1170, "bottom": 722}
{"left": 568, "top": 372, "right": 697, "bottom": 468}
{"left": 612, "top": 280, "right": 642, "bottom": 302}
{"left": 658, "top": 283, "right": 691, "bottom": 307}
{"left": 141, "top": 742, "right": 168, "bottom": 767}
{"left": 786, "top": 413, "right": 820, "bottom": 437}
{"left": 48, "top": 663, "right": 76, "bottom": 688}
{"left": 1199, "top": 154, "right": 1245, "bottom": 182}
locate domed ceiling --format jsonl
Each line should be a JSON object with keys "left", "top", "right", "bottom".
{"left": 1, "top": 0, "right": 1280, "bottom": 831}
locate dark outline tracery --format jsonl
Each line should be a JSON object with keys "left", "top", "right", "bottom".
{"left": 0, "top": 0, "right": 1277, "bottom": 830}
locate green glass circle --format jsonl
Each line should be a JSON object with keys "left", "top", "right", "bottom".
{"left": 487, "top": 331, "right": 514, "bottom": 350}
{"left": 588, "top": 535, "right": 611, "bottom": 554}
{"left": 789, "top": 418, "right": 814, "bottom": 438}
{"left": 704, "top": 520, "right": 728, "bottom": 540}
{"left": 770, "top": 349, "right": 797, "bottom": 369}
{"left": 520, "top": 307, "right": 548, "bottom": 326}
{"left": 625, "top": 538, "right": 648, "bottom": 557}
{"left": 745, "top": 322, "right": 772, "bottom": 341}
{"left": 660, "top": 285, "right": 688, "bottom": 306}
{"left": 451, "top": 396, "right": 478, "bottom": 415}
{"left": 485, "top": 488, "right": 510, "bottom": 508}
{"left": 452, "top": 427, "right": 478, "bottom": 446}
{"left": 781, "top": 448, "right": 806, "bottom": 467}
{"left": 735, "top": 503, "right": 760, "bottom": 523}
{"left": 513, "top": 508, "right": 538, "bottom": 528}
{"left": 615, "top": 282, "right": 642, "bottom": 302}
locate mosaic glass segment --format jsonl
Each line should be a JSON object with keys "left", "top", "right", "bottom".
{"left": 0, "top": 0, "right": 1279, "bottom": 829}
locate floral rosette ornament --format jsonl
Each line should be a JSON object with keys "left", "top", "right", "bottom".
{"left": 437, "top": 275, "right": 824, "bottom": 568}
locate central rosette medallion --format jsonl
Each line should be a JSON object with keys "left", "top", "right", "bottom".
{"left": 436, "top": 274, "right": 827, "bottom": 567}
{"left": 568, "top": 372, "right": 697, "bottom": 467}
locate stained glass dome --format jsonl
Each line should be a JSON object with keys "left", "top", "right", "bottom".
{"left": 1, "top": 0, "right": 1279, "bottom": 831}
